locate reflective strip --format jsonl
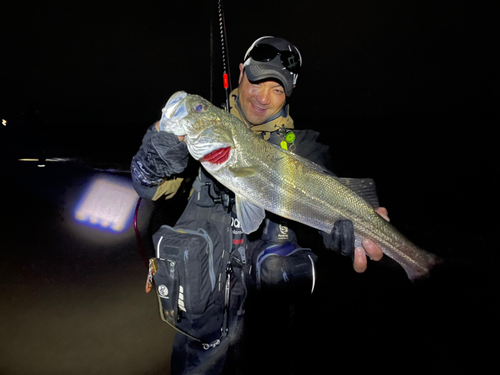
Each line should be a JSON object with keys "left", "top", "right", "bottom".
{"left": 157, "top": 236, "right": 164, "bottom": 259}
{"left": 178, "top": 285, "right": 186, "bottom": 312}
{"left": 308, "top": 254, "right": 316, "bottom": 294}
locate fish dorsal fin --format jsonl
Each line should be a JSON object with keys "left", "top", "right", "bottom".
{"left": 269, "top": 145, "right": 380, "bottom": 208}
{"left": 235, "top": 195, "right": 266, "bottom": 234}
{"left": 333, "top": 177, "right": 380, "bottom": 208}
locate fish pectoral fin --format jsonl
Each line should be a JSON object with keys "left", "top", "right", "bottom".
{"left": 228, "top": 166, "right": 260, "bottom": 177}
{"left": 235, "top": 195, "right": 266, "bottom": 234}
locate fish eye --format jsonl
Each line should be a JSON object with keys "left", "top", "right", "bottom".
{"left": 194, "top": 104, "right": 205, "bottom": 112}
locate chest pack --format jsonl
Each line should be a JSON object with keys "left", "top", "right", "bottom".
{"left": 149, "top": 222, "right": 242, "bottom": 350}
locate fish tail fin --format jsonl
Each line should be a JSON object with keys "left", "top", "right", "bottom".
{"left": 403, "top": 247, "right": 443, "bottom": 281}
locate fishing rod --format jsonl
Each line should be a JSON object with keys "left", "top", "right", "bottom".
{"left": 217, "top": 0, "right": 232, "bottom": 111}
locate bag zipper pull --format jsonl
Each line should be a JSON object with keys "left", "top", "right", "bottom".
{"left": 145, "top": 258, "right": 158, "bottom": 293}
{"left": 222, "top": 262, "right": 232, "bottom": 334}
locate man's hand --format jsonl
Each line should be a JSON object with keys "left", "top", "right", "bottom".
{"left": 326, "top": 207, "right": 389, "bottom": 273}
{"left": 155, "top": 121, "right": 186, "bottom": 142}
{"left": 353, "top": 207, "right": 389, "bottom": 273}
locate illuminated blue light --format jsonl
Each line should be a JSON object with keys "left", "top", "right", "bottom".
{"left": 73, "top": 175, "right": 138, "bottom": 233}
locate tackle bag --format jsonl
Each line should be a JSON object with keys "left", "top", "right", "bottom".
{"left": 150, "top": 223, "right": 231, "bottom": 350}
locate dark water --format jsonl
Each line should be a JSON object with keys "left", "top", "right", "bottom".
{"left": 0, "top": 150, "right": 493, "bottom": 374}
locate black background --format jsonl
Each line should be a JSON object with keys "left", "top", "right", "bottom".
{"left": 0, "top": 1, "right": 496, "bottom": 374}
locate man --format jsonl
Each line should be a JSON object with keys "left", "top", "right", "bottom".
{"left": 131, "top": 36, "right": 388, "bottom": 374}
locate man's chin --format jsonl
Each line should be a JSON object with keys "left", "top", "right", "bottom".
{"left": 245, "top": 111, "right": 268, "bottom": 126}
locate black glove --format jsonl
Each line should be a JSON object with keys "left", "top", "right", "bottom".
{"left": 131, "top": 127, "right": 189, "bottom": 187}
{"left": 324, "top": 220, "right": 355, "bottom": 259}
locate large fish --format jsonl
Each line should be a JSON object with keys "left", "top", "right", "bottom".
{"left": 159, "top": 91, "right": 439, "bottom": 280}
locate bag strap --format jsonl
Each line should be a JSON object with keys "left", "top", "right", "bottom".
{"left": 196, "top": 207, "right": 232, "bottom": 225}
{"left": 156, "top": 291, "right": 223, "bottom": 350}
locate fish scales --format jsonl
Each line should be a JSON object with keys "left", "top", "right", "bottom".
{"left": 159, "top": 91, "right": 439, "bottom": 280}
{"left": 221, "top": 122, "right": 373, "bottom": 232}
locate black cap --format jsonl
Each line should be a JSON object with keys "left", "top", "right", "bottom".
{"left": 243, "top": 36, "right": 302, "bottom": 97}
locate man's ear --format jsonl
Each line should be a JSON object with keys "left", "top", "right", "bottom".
{"left": 238, "top": 63, "right": 245, "bottom": 85}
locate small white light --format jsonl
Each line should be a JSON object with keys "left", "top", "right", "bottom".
{"left": 2, "top": 119, "right": 7, "bottom": 126}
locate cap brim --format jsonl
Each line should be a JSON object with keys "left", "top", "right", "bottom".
{"left": 245, "top": 60, "right": 294, "bottom": 97}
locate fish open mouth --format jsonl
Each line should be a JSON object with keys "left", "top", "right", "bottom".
{"left": 201, "top": 147, "right": 231, "bottom": 164}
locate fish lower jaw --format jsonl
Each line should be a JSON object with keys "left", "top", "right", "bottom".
{"left": 201, "top": 159, "right": 230, "bottom": 173}
{"left": 201, "top": 154, "right": 234, "bottom": 173}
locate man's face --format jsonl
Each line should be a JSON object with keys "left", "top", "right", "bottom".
{"left": 237, "top": 63, "right": 287, "bottom": 126}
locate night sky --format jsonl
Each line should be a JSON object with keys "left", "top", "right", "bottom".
{"left": 2, "top": 2, "right": 492, "bottom": 131}
{"left": 0, "top": 1, "right": 496, "bottom": 373}
{"left": 1, "top": 0, "right": 495, "bottom": 237}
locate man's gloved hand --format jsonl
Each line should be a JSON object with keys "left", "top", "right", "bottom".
{"left": 324, "top": 220, "right": 356, "bottom": 259}
{"left": 325, "top": 209, "right": 388, "bottom": 273}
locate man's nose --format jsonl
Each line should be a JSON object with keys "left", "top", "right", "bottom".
{"left": 255, "top": 87, "right": 271, "bottom": 105}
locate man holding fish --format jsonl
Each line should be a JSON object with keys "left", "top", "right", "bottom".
{"left": 132, "top": 36, "right": 390, "bottom": 374}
